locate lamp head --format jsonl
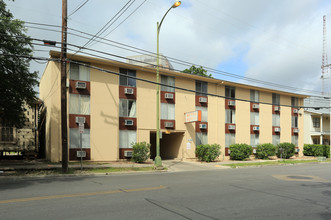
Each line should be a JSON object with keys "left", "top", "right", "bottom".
{"left": 172, "top": 1, "right": 181, "bottom": 8}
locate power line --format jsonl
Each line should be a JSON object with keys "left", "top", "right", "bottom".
{"left": 68, "top": 0, "right": 90, "bottom": 17}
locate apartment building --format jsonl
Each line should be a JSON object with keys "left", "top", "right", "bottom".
{"left": 39, "top": 51, "right": 306, "bottom": 162}
{"left": 304, "top": 109, "right": 330, "bottom": 145}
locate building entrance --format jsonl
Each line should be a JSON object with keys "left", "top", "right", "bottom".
{"left": 150, "top": 131, "right": 184, "bottom": 160}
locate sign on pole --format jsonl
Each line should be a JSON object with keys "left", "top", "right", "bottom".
{"left": 184, "top": 110, "right": 202, "bottom": 123}
{"left": 79, "top": 123, "right": 84, "bottom": 134}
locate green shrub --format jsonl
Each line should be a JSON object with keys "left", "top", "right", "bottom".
{"left": 196, "top": 144, "right": 221, "bottom": 162}
{"left": 303, "top": 144, "right": 314, "bottom": 156}
{"left": 255, "top": 143, "right": 276, "bottom": 159}
{"left": 276, "top": 142, "right": 295, "bottom": 159}
{"left": 131, "top": 142, "right": 150, "bottom": 163}
{"left": 304, "top": 144, "right": 330, "bottom": 158}
{"left": 229, "top": 144, "right": 253, "bottom": 160}
{"left": 324, "top": 145, "right": 330, "bottom": 158}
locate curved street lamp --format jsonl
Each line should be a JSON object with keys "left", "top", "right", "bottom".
{"left": 155, "top": 1, "right": 181, "bottom": 167}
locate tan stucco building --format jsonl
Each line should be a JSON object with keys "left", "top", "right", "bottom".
{"left": 39, "top": 51, "right": 306, "bottom": 162}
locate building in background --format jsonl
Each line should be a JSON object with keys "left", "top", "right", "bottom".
{"left": 126, "top": 54, "right": 174, "bottom": 70}
{"left": 39, "top": 51, "right": 307, "bottom": 162}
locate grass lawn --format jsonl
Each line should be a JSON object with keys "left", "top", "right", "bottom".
{"left": 222, "top": 159, "right": 330, "bottom": 168}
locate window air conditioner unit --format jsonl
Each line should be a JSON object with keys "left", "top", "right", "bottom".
{"left": 295, "top": 148, "right": 300, "bottom": 153}
{"left": 165, "top": 122, "right": 174, "bottom": 128}
{"left": 124, "top": 151, "right": 133, "bottom": 157}
{"left": 274, "top": 127, "right": 281, "bottom": 132}
{"left": 253, "top": 149, "right": 256, "bottom": 154}
{"left": 274, "top": 106, "right": 280, "bottom": 112}
{"left": 124, "top": 88, "right": 134, "bottom": 94}
{"left": 76, "top": 151, "right": 86, "bottom": 158}
{"left": 75, "top": 116, "right": 86, "bottom": 124}
{"left": 293, "top": 109, "right": 298, "bottom": 114}
{"left": 199, "top": 97, "right": 207, "bottom": 103}
{"left": 228, "top": 125, "right": 236, "bottom": 130}
{"left": 199, "top": 124, "right": 207, "bottom": 129}
{"left": 76, "top": 81, "right": 86, "bottom": 89}
{"left": 253, "top": 104, "right": 259, "bottom": 109}
{"left": 228, "top": 100, "right": 235, "bottom": 106}
{"left": 125, "top": 120, "right": 134, "bottom": 126}
{"left": 165, "top": 93, "right": 174, "bottom": 99}
{"left": 293, "top": 128, "right": 299, "bottom": 133}
{"left": 253, "top": 126, "right": 259, "bottom": 131}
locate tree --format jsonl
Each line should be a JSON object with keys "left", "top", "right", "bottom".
{"left": 182, "top": 65, "right": 212, "bottom": 78}
{"left": 0, "top": 0, "right": 38, "bottom": 128}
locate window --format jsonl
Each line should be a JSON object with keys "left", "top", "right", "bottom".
{"left": 313, "top": 117, "right": 320, "bottom": 128}
{"left": 292, "top": 116, "right": 298, "bottom": 128}
{"left": 250, "top": 134, "right": 259, "bottom": 147}
{"left": 272, "top": 134, "right": 280, "bottom": 146}
{"left": 225, "top": 86, "right": 235, "bottom": 99}
{"left": 161, "top": 103, "right": 175, "bottom": 120}
{"left": 70, "top": 63, "right": 90, "bottom": 81}
{"left": 225, "top": 133, "right": 235, "bottom": 148}
{"left": 272, "top": 114, "right": 280, "bottom": 126}
{"left": 196, "top": 106, "right": 208, "bottom": 122}
{"left": 196, "top": 132, "right": 208, "bottom": 146}
{"left": 225, "top": 109, "right": 235, "bottom": 124}
{"left": 272, "top": 93, "right": 280, "bottom": 105}
{"left": 120, "top": 130, "right": 136, "bottom": 148}
{"left": 196, "top": 80, "right": 207, "bottom": 96}
{"left": 250, "top": 90, "right": 259, "bottom": 102}
{"left": 291, "top": 97, "right": 299, "bottom": 107}
{"left": 119, "top": 99, "right": 136, "bottom": 117}
{"left": 69, "top": 128, "right": 90, "bottom": 148}
{"left": 1, "top": 127, "right": 13, "bottom": 142}
{"left": 250, "top": 112, "right": 259, "bottom": 125}
{"left": 161, "top": 75, "right": 175, "bottom": 92}
{"left": 119, "top": 68, "right": 136, "bottom": 87}
{"left": 313, "top": 138, "right": 320, "bottom": 145}
{"left": 69, "top": 94, "right": 90, "bottom": 115}
{"left": 292, "top": 135, "right": 298, "bottom": 147}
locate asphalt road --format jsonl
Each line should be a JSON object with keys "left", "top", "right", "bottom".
{"left": 1, "top": 163, "right": 331, "bottom": 220}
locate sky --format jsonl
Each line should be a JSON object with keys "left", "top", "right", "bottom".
{"left": 5, "top": 0, "right": 331, "bottom": 97}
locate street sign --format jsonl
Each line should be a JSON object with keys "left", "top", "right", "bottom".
{"left": 79, "top": 123, "right": 84, "bottom": 134}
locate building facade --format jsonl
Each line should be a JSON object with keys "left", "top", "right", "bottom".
{"left": 39, "top": 51, "right": 306, "bottom": 162}
{"left": 304, "top": 110, "right": 330, "bottom": 145}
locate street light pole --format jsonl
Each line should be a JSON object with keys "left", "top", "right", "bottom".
{"left": 155, "top": 1, "right": 181, "bottom": 167}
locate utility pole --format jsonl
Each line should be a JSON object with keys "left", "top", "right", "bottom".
{"left": 61, "top": 0, "right": 68, "bottom": 173}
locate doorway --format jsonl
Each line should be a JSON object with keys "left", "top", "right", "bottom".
{"left": 150, "top": 131, "right": 184, "bottom": 160}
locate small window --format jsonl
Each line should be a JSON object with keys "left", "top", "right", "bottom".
{"left": 196, "top": 106, "right": 208, "bottom": 122}
{"left": 313, "top": 117, "right": 320, "bottom": 128}
{"left": 196, "top": 81, "right": 207, "bottom": 96}
{"left": 119, "top": 99, "right": 136, "bottom": 117}
{"left": 292, "top": 116, "right": 298, "bottom": 128}
{"left": 250, "top": 112, "right": 259, "bottom": 125}
{"left": 119, "top": 130, "right": 136, "bottom": 148}
{"left": 292, "top": 135, "right": 298, "bottom": 147}
{"left": 250, "top": 134, "right": 259, "bottom": 147}
{"left": 291, "top": 97, "right": 299, "bottom": 107}
{"left": 225, "top": 133, "right": 235, "bottom": 148}
{"left": 1, "top": 127, "right": 14, "bottom": 142}
{"left": 196, "top": 132, "right": 208, "bottom": 146}
{"left": 272, "top": 134, "right": 280, "bottom": 146}
{"left": 69, "top": 128, "right": 90, "bottom": 148}
{"left": 161, "top": 103, "right": 175, "bottom": 120}
{"left": 313, "top": 138, "right": 320, "bottom": 145}
{"left": 69, "top": 94, "right": 90, "bottom": 115}
{"left": 272, "top": 93, "right": 280, "bottom": 105}
{"left": 120, "top": 68, "right": 136, "bottom": 87}
{"left": 250, "top": 90, "right": 259, "bottom": 102}
{"left": 225, "top": 109, "right": 235, "bottom": 124}
{"left": 161, "top": 75, "right": 175, "bottom": 92}
{"left": 272, "top": 114, "right": 280, "bottom": 126}
{"left": 70, "top": 63, "right": 90, "bottom": 81}
{"left": 225, "top": 86, "right": 235, "bottom": 99}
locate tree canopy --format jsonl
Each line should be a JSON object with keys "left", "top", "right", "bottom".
{"left": 182, "top": 65, "right": 212, "bottom": 78}
{"left": 0, "top": 0, "right": 38, "bottom": 128}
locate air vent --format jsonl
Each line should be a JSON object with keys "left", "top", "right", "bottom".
{"left": 293, "top": 128, "right": 299, "bottom": 133}
{"left": 274, "top": 127, "right": 281, "bottom": 132}
{"left": 75, "top": 116, "right": 86, "bottom": 124}
{"left": 165, "top": 122, "right": 174, "bottom": 128}
{"left": 228, "top": 100, "right": 235, "bottom": 106}
{"left": 295, "top": 148, "right": 300, "bottom": 153}
{"left": 76, "top": 81, "right": 86, "bottom": 89}
{"left": 252, "top": 104, "right": 259, "bottom": 109}
{"left": 199, "top": 97, "right": 207, "bottom": 103}
{"left": 274, "top": 106, "right": 280, "bottom": 112}
{"left": 228, "top": 125, "right": 236, "bottom": 130}
{"left": 124, "top": 88, "right": 134, "bottom": 94}
{"left": 293, "top": 109, "right": 298, "bottom": 114}
{"left": 199, "top": 124, "right": 207, "bottom": 129}
{"left": 253, "top": 126, "right": 259, "bottom": 131}
{"left": 165, "top": 93, "right": 174, "bottom": 99}
{"left": 76, "top": 151, "right": 86, "bottom": 157}
{"left": 124, "top": 151, "right": 133, "bottom": 157}
{"left": 125, "top": 120, "right": 134, "bottom": 126}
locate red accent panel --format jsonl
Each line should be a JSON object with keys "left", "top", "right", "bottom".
{"left": 69, "top": 148, "right": 91, "bottom": 160}
{"left": 160, "top": 91, "right": 175, "bottom": 104}
{"left": 161, "top": 120, "right": 176, "bottom": 130}
{"left": 195, "top": 122, "right": 208, "bottom": 132}
{"left": 195, "top": 95, "right": 208, "bottom": 107}
{"left": 250, "top": 102, "right": 259, "bottom": 112}
{"left": 225, "top": 123, "right": 236, "bottom": 134}
{"left": 272, "top": 126, "right": 281, "bottom": 135}
{"left": 119, "top": 148, "right": 133, "bottom": 159}
{"left": 119, "top": 86, "right": 137, "bottom": 100}
{"left": 225, "top": 99, "right": 236, "bottom": 110}
{"left": 272, "top": 105, "right": 280, "bottom": 114}
{"left": 250, "top": 125, "right": 260, "bottom": 134}
{"left": 119, "top": 117, "right": 137, "bottom": 130}
{"left": 69, "top": 80, "right": 90, "bottom": 95}
{"left": 225, "top": 148, "right": 230, "bottom": 156}
{"left": 69, "top": 114, "right": 90, "bottom": 128}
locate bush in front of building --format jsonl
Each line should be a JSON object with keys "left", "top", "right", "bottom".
{"left": 229, "top": 144, "right": 253, "bottom": 160}
{"left": 276, "top": 142, "right": 295, "bottom": 159}
{"left": 131, "top": 142, "right": 150, "bottom": 163}
{"left": 196, "top": 144, "right": 221, "bottom": 162}
{"left": 303, "top": 144, "right": 330, "bottom": 158}
{"left": 255, "top": 143, "right": 276, "bottom": 159}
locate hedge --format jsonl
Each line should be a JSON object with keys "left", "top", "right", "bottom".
{"left": 132, "top": 142, "right": 150, "bottom": 163}
{"left": 303, "top": 144, "right": 330, "bottom": 158}
{"left": 196, "top": 144, "right": 221, "bottom": 162}
{"left": 229, "top": 144, "right": 253, "bottom": 160}
{"left": 255, "top": 143, "right": 276, "bottom": 159}
{"left": 276, "top": 142, "right": 295, "bottom": 159}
